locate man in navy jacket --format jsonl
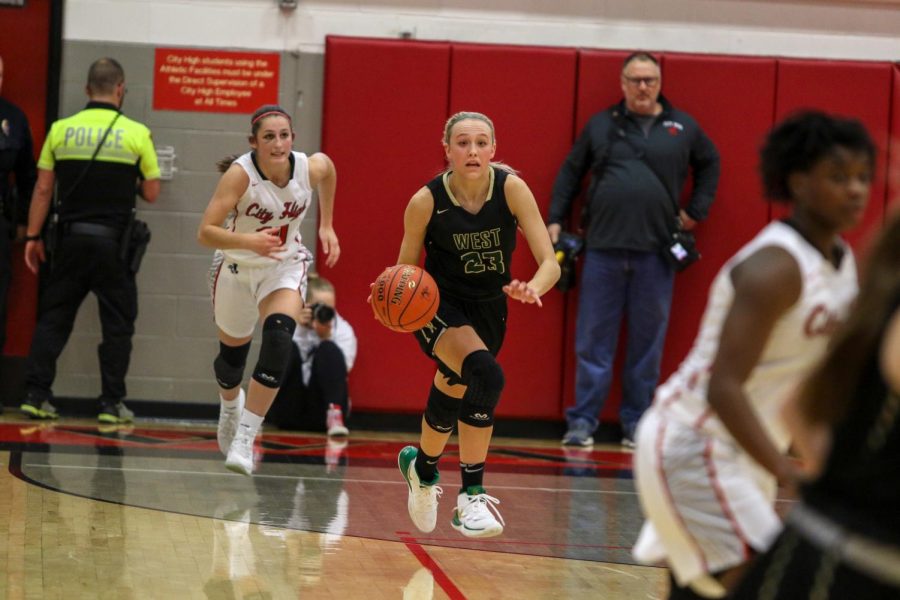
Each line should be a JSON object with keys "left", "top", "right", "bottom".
{"left": 548, "top": 51, "right": 720, "bottom": 447}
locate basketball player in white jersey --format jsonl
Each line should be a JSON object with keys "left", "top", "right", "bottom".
{"left": 630, "top": 111, "right": 876, "bottom": 599}
{"left": 198, "top": 104, "right": 339, "bottom": 475}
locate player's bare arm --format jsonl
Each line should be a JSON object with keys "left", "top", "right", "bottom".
{"left": 782, "top": 387, "right": 832, "bottom": 479}
{"left": 198, "top": 164, "right": 283, "bottom": 257}
{"left": 308, "top": 152, "right": 340, "bottom": 267}
{"left": 503, "top": 174, "right": 560, "bottom": 305}
{"left": 881, "top": 307, "right": 900, "bottom": 395}
{"left": 396, "top": 187, "right": 433, "bottom": 266}
{"left": 708, "top": 245, "right": 802, "bottom": 485}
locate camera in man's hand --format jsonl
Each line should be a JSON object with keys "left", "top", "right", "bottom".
{"left": 554, "top": 232, "right": 585, "bottom": 292}
{"left": 310, "top": 302, "right": 336, "bottom": 325}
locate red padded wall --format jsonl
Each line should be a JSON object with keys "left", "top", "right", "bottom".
{"left": 0, "top": 2, "right": 52, "bottom": 356}
{"left": 889, "top": 65, "right": 900, "bottom": 213}
{"left": 320, "top": 36, "right": 451, "bottom": 412}
{"left": 322, "top": 37, "right": 900, "bottom": 425}
{"left": 448, "top": 43, "right": 577, "bottom": 418}
{"left": 774, "top": 59, "right": 893, "bottom": 246}
{"left": 659, "top": 54, "right": 776, "bottom": 381}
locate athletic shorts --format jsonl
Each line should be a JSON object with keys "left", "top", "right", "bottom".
{"left": 414, "top": 292, "right": 507, "bottom": 384}
{"left": 631, "top": 405, "right": 782, "bottom": 587}
{"left": 209, "top": 249, "right": 310, "bottom": 338}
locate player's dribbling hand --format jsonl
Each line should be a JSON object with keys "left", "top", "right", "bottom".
{"left": 503, "top": 279, "right": 542, "bottom": 307}
{"left": 247, "top": 228, "right": 286, "bottom": 257}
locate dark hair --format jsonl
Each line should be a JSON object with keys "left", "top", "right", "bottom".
{"left": 87, "top": 58, "right": 125, "bottom": 95}
{"left": 250, "top": 104, "right": 292, "bottom": 137}
{"left": 759, "top": 110, "right": 876, "bottom": 203}
{"left": 215, "top": 154, "right": 241, "bottom": 173}
{"left": 622, "top": 51, "right": 659, "bottom": 71}
{"left": 797, "top": 210, "right": 900, "bottom": 426}
{"left": 215, "top": 105, "right": 294, "bottom": 171}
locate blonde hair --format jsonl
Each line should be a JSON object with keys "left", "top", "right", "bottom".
{"left": 306, "top": 273, "right": 335, "bottom": 301}
{"left": 442, "top": 111, "right": 517, "bottom": 175}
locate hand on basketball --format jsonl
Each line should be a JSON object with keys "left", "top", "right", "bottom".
{"left": 247, "top": 228, "right": 286, "bottom": 258}
{"left": 319, "top": 226, "right": 340, "bottom": 267}
{"left": 503, "top": 279, "right": 542, "bottom": 307}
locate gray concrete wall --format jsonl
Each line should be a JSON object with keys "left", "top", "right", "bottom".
{"left": 52, "top": 41, "right": 325, "bottom": 405}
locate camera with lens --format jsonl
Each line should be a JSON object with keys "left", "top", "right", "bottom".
{"left": 554, "top": 232, "right": 585, "bottom": 292}
{"left": 310, "top": 302, "right": 336, "bottom": 324}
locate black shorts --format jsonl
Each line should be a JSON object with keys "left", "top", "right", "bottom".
{"left": 414, "top": 293, "right": 507, "bottom": 383}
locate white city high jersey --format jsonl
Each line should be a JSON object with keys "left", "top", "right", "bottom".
{"left": 221, "top": 150, "right": 313, "bottom": 266}
{"left": 657, "top": 220, "right": 857, "bottom": 452}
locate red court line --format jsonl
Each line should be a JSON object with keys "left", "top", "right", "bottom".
{"left": 398, "top": 532, "right": 467, "bottom": 600}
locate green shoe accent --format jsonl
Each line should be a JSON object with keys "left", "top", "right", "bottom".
{"left": 398, "top": 445, "right": 418, "bottom": 490}
{"left": 451, "top": 510, "right": 463, "bottom": 528}
{"left": 398, "top": 445, "right": 439, "bottom": 488}
{"left": 19, "top": 403, "right": 59, "bottom": 420}
{"left": 98, "top": 412, "right": 123, "bottom": 424}
{"left": 462, "top": 485, "right": 487, "bottom": 496}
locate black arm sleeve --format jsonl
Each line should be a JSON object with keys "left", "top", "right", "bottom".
{"left": 684, "top": 127, "right": 720, "bottom": 222}
{"left": 547, "top": 122, "right": 596, "bottom": 226}
{"left": 13, "top": 118, "right": 37, "bottom": 226}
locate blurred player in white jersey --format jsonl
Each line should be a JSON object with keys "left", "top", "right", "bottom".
{"left": 631, "top": 111, "right": 876, "bottom": 599}
{"left": 198, "top": 104, "right": 339, "bottom": 475}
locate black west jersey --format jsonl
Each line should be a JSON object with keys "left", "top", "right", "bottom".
{"left": 424, "top": 166, "right": 517, "bottom": 301}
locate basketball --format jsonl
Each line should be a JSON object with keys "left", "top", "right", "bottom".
{"left": 371, "top": 264, "right": 440, "bottom": 332}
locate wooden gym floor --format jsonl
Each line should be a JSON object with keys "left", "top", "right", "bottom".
{"left": 0, "top": 414, "right": 667, "bottom": 599}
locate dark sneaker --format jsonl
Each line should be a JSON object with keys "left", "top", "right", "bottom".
{"left": 98, "top": 400, "right": 134, "bottom": 424}
{"left": 20, "top": 399, "right": 59, "bottom": 420}
{"left": 562, "top": 422, "right": 594, "bottom": 447}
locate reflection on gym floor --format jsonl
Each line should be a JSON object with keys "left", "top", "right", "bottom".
{"left": 1, "top": 418, "right": 666, "bottom": 599}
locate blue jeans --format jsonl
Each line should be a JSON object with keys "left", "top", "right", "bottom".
{"left": 566, "top": 249, "right": 675, "bottom": 438}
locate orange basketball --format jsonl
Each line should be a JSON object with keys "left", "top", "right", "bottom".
{"left": 371, "top": 264, "right": 440, "bottom": 333}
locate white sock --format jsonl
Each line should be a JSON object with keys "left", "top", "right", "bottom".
{"left": 220, "top": 388, "right": 244, "bottom": 411}
{"left": 238, "top": 409, "right": 264, "bottom": 435}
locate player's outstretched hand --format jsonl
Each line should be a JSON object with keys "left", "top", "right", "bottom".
{"left": 503, "top": 279, "right": 542, "bottom": 307}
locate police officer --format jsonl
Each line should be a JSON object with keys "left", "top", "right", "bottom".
{"left": 0, "top": 55, "right": 37, "bottom": 369}
{"left": 20, "top": 57, "right": 160, "bottom": 422}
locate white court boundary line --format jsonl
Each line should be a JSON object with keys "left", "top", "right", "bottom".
{"left": 24, "top": 463, "right": 638, "bottom": 495}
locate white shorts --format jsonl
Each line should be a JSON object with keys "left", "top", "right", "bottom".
{"left": 209, "top": 249, "right": 310, "bottom": 338}
{"left": 631, "top": 405, "right": 782, "bottom": 587}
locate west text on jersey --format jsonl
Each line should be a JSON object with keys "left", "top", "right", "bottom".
{"left": 452, "top": 228, "right": 501, "bottom": 251}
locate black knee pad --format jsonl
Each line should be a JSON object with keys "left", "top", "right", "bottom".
{"left": 251, "top": 313, "right": 296, "bottom": 388}
{"left": 424, "top": 384, "right": 458, "bottom": 434}
{"left": 213, "top": 341, "right": 251, "bottom": 389}
{"left": 459, "top": 350, "right": 504, "bottom": 428}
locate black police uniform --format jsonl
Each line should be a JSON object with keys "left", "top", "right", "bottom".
{"left": 0, "top": 97, "right": 36, "bottom": 352}
{"left": 414, "top": 166, "right": 517, "bottom": 382}
{"left": 24, "top": 101, "right": 159, "bottom": 415}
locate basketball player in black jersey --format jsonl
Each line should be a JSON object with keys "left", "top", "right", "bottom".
{"left": 386, "top": 111, "right": 559, "bottom": 538}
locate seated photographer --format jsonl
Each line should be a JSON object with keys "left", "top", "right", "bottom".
{"left": 267, "top": 274, "right": 357, "bottom": 436}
